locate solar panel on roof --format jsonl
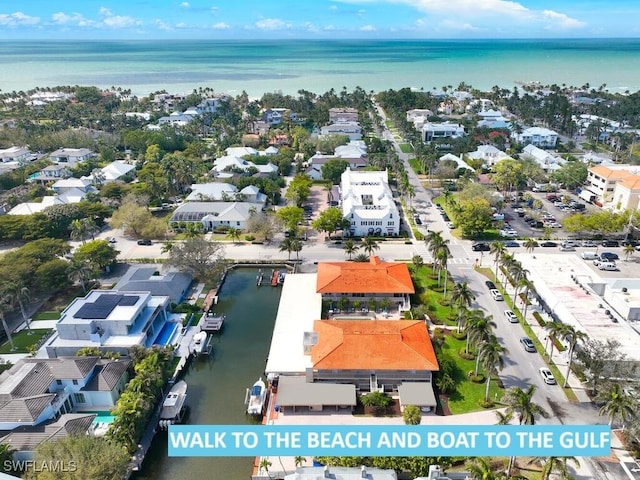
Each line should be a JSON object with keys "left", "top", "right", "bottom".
{"left": 75, "top": 294, "right": 122, "bottom": 319}
{"left": 118, "top": 295, "right": 139, "bottom": 306}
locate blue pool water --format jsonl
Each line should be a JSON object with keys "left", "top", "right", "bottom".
{"left": 85, "top": 411, "right": 115, "bottom": 424}
{"left": 153, "top": 322, "right": 179, "bottom": 346}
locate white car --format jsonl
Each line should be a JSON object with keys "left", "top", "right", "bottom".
{"left": 446, "top": 222, "right": 455, "bottom": 229}
{"left": 539, "top": 367, "right": 557, "bottom": 385}
{"left": 504, "top": 310, "right": 518, "bottom": 323}
{"left": 490, "top": 289, "right": 504, "bottom": 301}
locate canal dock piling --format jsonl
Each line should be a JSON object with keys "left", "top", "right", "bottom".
{"left": 201, "top": 312, "right": 225, "bottom": 332}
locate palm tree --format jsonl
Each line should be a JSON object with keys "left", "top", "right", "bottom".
{"left": 226, "top": 227, "right": 241, "bottom": 244}
{"left": 466, "top": 457, "right": 507, "bottom": 480}
{"left": 279, "top": 238, "right": 295, "bottom": 260}
{"left": 479, "top": 336, "right": 507, "bottom": 402}
{"left": 518, "top": 277, "right": 535, "bottom": 318}
{"left": 508, "top": 263, "right": 529, "bottom": 305}
{"left": 353, "top": 253, "right": 369, "bottom": 262}
{"left": 185, "top": 222, "right": 203, "bottom": 238}
{"left": 490, "top": 241, "right": 506, "bottom": 276}
{"left": 361, "top": 237, "right": 380, "bottom": 258}
{"left": 69, "top": 218, "right": 88, "bottom": 243}
{"left": 530, "top": 456, "right": 580, "bottom": 480}
{"left": 343, "top": 239, "right": 359, "bottom": 260}
{"left": 524, "top": 237, "right": 537, "bottom": 254}
{"left": 503, "top": 385, "right": 549, "bottom": 425}
{"left": 451, "top": 281, "right": 475, "bottom": 333}
{"left": 161, "top": 241, "right": 174, "bottom": 254}
{"left": 2, "top": 282, "right": 31, "bottom": 333}
{"left": 294, "top": 456, "right": 306, "bottom": 468}
{"left": 0, "top": 306, "right": 15, "bottom": 351}
{"left": 597, "top": 383, "right": 636, "bottom": 427}
{"left": 494, "top": 409, "right": 514, "bottom": 425}
{"left": 259, "top": 458, "right": 272, "bottom": 477}
{"left": 544, "top": 321, "right": 566, "bottom": 359}
{"left": 434, "top": 246, "right": 452, "bottom": 298}
{"left": 499, "top": 253, "right": 517, "bottom": 288}
{"left": 467, "top": 311, "right": 496, "bottom": 364}
{"left": 561, "top": 325, "right": 588, "bottom": 388}
{"left": 67, "top": 260, "right": 93, "bottom": 293}
{"left": 624, "top": 243, "right": 635, "bottom": 261}
{"left": 290, "top": 238, "right": 302, "bottom": 260}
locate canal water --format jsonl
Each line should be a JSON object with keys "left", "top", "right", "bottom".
{"left": 133, "top": 268, "right": 282, "bottom": 480}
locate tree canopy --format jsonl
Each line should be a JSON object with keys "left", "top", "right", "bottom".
{"left": 165, "top": 238, "right": 226, "bottom": 281}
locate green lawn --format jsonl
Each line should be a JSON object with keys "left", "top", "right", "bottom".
{"left": 0, "top": 328, "right": 51, "bottom": 354}
{"left": 31, "top": 312, "right": 60, "bottom": 321}
{"left": 411, "top": 265, "right": 456, "bottom": 326}
{"left": 408, "top": 158, "right": 423, "bottom": 175}
{"left": 398, "top": 143, "right": 413, "bottom": 154}
{"left": 437, "top": 333, "right": 504, "bottom": 414}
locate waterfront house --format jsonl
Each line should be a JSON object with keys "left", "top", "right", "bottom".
{"left": 310, "top": 319, "right": 439, "bottom": 393}
{"left": 45, "top": 290, "right": 173, "bottom": 358}
{"left": 115, "top": 267, "right": 192, "bottom": 304}
{"left": 0, "top": 413, "right": 96, "bottom": 462}
{"left": 329, "top": 107, "right": 359, "bottom": 123}
{"left": 283, "top": 466, "right": 397, "bottom": 480}
{"left": 210, "top": 155, "right": 279, "bottom": 175}
{"left": 7, "top": 189, "right": 88, "bottom": 215}
{"left": 317, "top": 256, "right": 414, "bottom": 313}
{"left": 0, "top": 357, "right": 130, "bottom": 430}
{"left": 341, "top": 168, "right": 399, "bottom": 237}
{"left": 320, "top": 121, "right": 362, "bottom": 141}
{"left": 184, "top": 182, "right": 268, "bottom": 205}
{"left": 49, "top": 148, "right": 94, "bottom": 165}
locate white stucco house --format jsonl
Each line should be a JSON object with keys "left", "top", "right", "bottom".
{"left": 512, "top": 127, "right": 558, "bottom": 148}
{"left": 522, "top": 144, "right": 566, "bottom": 172}
{"left": 320, "top": 122, "right": 362, "bottom": 140}
{"left": 211, "top": 155, "right": 279, "bottom": 175}
{"left": 0, "top": 146, "right": 32, "bottom": 163}
{"left": 49, "top": 148, "right": 94, "bottom": 165}
{"left": 466, "top": 145, "right": 511, "bottom": 166}
{"left": 341, "top": 168, "right": 399, "bottom": 237}
{"left": 422, "top": 122, "right": 465, "bottom": 142}
{"left": 169, "top": 201, "right": 258, "bottom": 231}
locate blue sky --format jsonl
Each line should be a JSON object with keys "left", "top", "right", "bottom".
{"left": 0, "top": 1, "right": 636, "bottom": 40}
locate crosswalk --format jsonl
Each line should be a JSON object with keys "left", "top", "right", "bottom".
{"left": 411, "top": 244, "right": 471, "bottom": 265}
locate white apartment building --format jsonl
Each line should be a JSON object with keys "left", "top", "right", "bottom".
{"left": 341, "top": 168, "right": 399, "bottom": 237}
{"left": 421, "top": 122, "right": 465, "bottom": 143}
{"left": 512, "top": 127, "right": 558, "bottom": 148}
{"left": 586, "top": 164, "right": 640, "bottom": 205}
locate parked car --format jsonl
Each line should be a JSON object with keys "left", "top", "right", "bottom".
{"left": 541, "top": 241, "right": 558, "bottom": 247}
{"left": 621, "top": 239, "right": 639, "bottom": 247}
{"left": 490, "top": 289, "right": 504, "bottom": 301}
{"left": 520, "top": 337, "right": 536, "bottom": 352}
{"left": 415, "top": 217, "right": 423, "bottom": 225}
{"left": 600, "top": 252, "right": 619, "bottom": 261}
{"left": 598, "top": 262, "right": 618, "bottom": 271}
{"left": 472, "top": 242, "right": 491, "bottom": 252}
{"left": 137, "top": 239, "right": 152, "bottom": 245}
{"left": 446, "top": 221, "right": 455, "bottom": 229}
{"left": 504, "top": 241, "right": 520, "bottom": 248}
{"left": 602, "top": 240, "right": 620, "bottom": 247}
{"left": 108, "top": 237, "right": 117, "bottom": 243}
{"left": 559, "top": 245, "right": 575, "bottom": 251}
{"left": 581, "top": 251, "right": 599, "bottom": 260}
{"left": 581, "top": 240, "right": 597, "bottom": 247}
{"left": 485, "top": 280, "right": 497, "bottom": 290}
{"left": 539, "top": 367, "right": 557, "bottom": 385}
{"left": 504, "top": 310, "right": 518, "bottom": 323}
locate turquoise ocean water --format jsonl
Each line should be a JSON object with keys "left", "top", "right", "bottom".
{"left": 0, "top": 39, "right": 639, "bottom": 97}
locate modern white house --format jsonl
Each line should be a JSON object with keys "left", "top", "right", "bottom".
{"left": 422, "top": 122, "right": 465, "bottom": 143}
{"left": 30, "top": 164, "right": 73, "bottom": 182}
{"left": 341, "top": 168, "right": 399, "bottom": 237}
{"left": 210, "top": 155, "right": 278, "bottom": 175}
{"left": 45, "top": 290, "right": 174, "bottom": 358}
{"left": 438, "top": 153, "right": 474, "bottom": 172}
{"left": 512, "top": 127, "right": 558, "bottom": 148}
{"left": 156, "top": 112, "right": 196, "bottom": 127}
{"left": 260, "top": 108, "right": 297, "bottom": 126}
{"left": 7, "top": 187, "right": 89, "bottom": 215}
{"left": 49, "top": 148, "right": 94, "bottom": 165}
{"left": 185, "top": 183, "right": 267, "bottom": 205}
{"left": 0, "top": 357, "right": 130, "bottom": 430}
{"left": 320, "top": 121, "right": 362, "bottom": 140}
{"left": 97, "top": 160, "right": 136, "bottom": 183}
{"left": 52, "top": 177, "right": 95, "bottom": 194}
{"left": 0, "top": 146, "right": 32, "bottom": 163}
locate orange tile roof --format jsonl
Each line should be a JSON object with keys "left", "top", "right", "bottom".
{"left": 316, "top": 256, "right": 415, "bottom": 294}
{"left": 589, "top": 166, "right": 634, "bottom": 180}
{"left": 311, "top": 320, "right": 439, "bottom": 371}
{"left": 618, "top": 176, "right": 640, "bottom": 191}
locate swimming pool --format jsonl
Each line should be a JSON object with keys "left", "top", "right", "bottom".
{"left": 86, "top": 411, "right": 115, "bottom": 424}
{"left": 153, "top": 322, "right": 179, "bottom": 346}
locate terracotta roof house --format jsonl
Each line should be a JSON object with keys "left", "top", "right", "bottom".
{"left": 316, "top": 256, "right": 414, "bottom": 314}
{"left": 310, "top": 319, "right": 439, "bottom": 392}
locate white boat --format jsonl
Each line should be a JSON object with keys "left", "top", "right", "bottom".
{"left": 191, "top": 331, "right": 211, "bottom": 355}
{"left": 246, "top": 378, "right": 267, "bottom": 416}
{"left": 158, "top": 380, "right": 187, "bottom": 429}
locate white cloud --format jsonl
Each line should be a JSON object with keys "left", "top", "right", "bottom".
{"left": 155, "top": 19, "right": 172, "bottom": 31}
{"left": 212, "top": 22, "right": 230, "bottom": 29}
{"left": 360, "top": 24, "right": 376, "bottom": 31}
{"left": 211, "top": 6, "right": 219, "bottom": 14}
{"left": 99, "top": 7, "right": 112, "bottom": 17}
{"left": 255, "top": 18, "right": 289, "bottom": 30}
{"left": 438, "top": 19, "right": 480, "bottom": 31}
{"left": 103, "top": 15, "right": 140, "bottom": 28}
{"left": 52, "top": 12, "right": 94, "bottom": 26}
{"left": 324, "top": 24, "right": 336, "bottom": 30}
{"left": 357, "top": 9, "right": 366, "bottom": 17}
{"left": 180, "top": 2, "right": 190, "bottom": 7}
{"left": 541, "top": 10, "right": 585, "bottom": 28}
{"left": 0, "top": 11, "right": 40, "bottom": 26}
{"left": 305, "top": 22, "right": 320, "bottom": 33}
{"left": 176, "top": 22, "right": 186, "bottom": 28}
{"left": 329, "top": 5, "right": 338, "bottom": 11}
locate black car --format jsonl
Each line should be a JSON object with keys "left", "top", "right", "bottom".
{"left": 485, "top": 280, "right": 497, "bottom": 290}
{"left": 600, "top": 252, "right": 619, "bottom": 261}
{"left": 622, "top": 239, "right": 639, "bottom": 247}
{"left": 472, "top": 242, "right": 490, "bottom": 252}
{"left": 504, "top": 240, "right": 520, "bottom": 247}
{"left": 602, "top": 240, "right": 619, "bottom": 247}
{"left": 137, "top": 239, "right": 152, "bottom": 245}
{"left": 541, "top": 241, "right": 558, "bottom": 247}
{"left": 415, "top": 217, "right": 423, "bottom": 225}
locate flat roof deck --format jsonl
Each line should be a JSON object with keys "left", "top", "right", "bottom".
{"left": 518, "top": 253, "right": 640, "bottom": 361}
{"left": 265, "top": 273, "right": 322, "bottom": 376}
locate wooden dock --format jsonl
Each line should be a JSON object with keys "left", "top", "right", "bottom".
{"left": 202, "top": 289, "right": 218, "bottom": 312}
{"left": 270, "top": 269, "right": 279, "bottom": 286}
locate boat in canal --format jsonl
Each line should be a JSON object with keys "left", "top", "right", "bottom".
{"left": 191, "top": 331, "right": 212, "bottom": 356}
{"left": 158, "top": 380, "right": 187, "bottom": 430}
{"left": 246, "top": 378, "right": 267, "bottom": 416}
